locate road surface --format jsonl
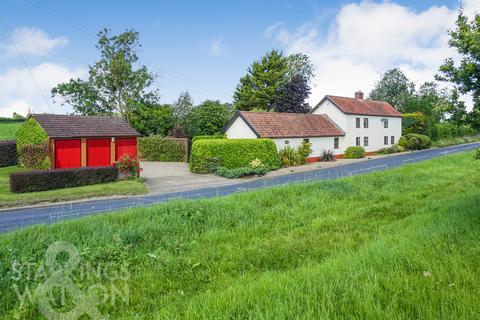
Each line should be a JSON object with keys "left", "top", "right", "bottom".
{"left": 0, "top": 142, "right": 478, "bottom": 233}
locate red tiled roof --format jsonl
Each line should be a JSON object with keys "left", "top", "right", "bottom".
{"left": 325, "top": 95, "right": 401, "bottom": 117}
{"left": 32, "top": 114, "right": 139, "bottom": 138}
{"left": 234, "top": 111, "right": 345, "bottom": 138}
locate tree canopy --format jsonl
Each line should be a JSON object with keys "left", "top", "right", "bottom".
{"left": 233, "top": 50, "right": 313, "bottom": 112}
{"left": 52, "top": 28, "right": 158, "bottom": 121}
{"left": 368, "top": 68, "right": 414, "bottom": 112}
{"left": 437, "top": 10, "right": 480, "bottom": 129}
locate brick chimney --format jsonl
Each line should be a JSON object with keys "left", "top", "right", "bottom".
{"left": 355, "top": 90, "right": 364, "bottom": 100}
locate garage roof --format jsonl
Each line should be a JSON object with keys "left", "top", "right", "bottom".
{"left": 31, "top": 114, "right": 139, "bottom": 138}
{"left": 225, "top": 111, "right": 345, "bottom": 138}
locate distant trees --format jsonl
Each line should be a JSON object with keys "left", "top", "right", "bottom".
{"left": 368, "top": 68, "right": 415, "bottom": 112}
{"left": 52, "top": 29, "right": 158, "bottom": 122}
{"left": 184, "top": 100, "right": 233, "bottom": 137}
{"left": 436, "top": 10, "right": 480, "bottom": 130}
{"left": 233, "top": 50, "right": 314, "bottom": 113}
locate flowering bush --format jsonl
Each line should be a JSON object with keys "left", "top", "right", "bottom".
{"left": 115, "top": 154, "right": 142, "bottom": 178}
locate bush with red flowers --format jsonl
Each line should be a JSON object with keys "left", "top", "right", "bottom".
{"left": 115, "top": 154, "right": 142, "bottom": 179}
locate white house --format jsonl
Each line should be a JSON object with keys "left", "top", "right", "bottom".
{"left": 310, "top": 91, "right": 402, "bottom": 154}
{"left": 224, "top": 91, "right": 402, "bottom": 161}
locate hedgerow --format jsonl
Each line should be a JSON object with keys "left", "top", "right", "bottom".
{"left": 138, "top": 136, "right": 186, "bottom": 162}
{"left": 189, "top": 139, "right": 279, "bottom": 173}
{"left": 399, "top": 134, "right": 431, "bottom": 150}
{"left": 10, "top": 166, "right": 118, "bottom": 193}
{"left": 0, "top": 141, "right": 17, "bottom": 167}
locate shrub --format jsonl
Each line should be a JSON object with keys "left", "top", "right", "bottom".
{"left": 320, "top": 149, "right": 336, "bottom": 162}
{"left": 19, "top": 142, "right": 51, "bottom": 169}
{"left": 377, "top": 144, "right": 405, "bottom": 155}
{"left": 432, "top": 135, "right": 480, "bottom": 148}
{"left": 138, "top": 136, "right": 186, "bottom": 162}
{"left": 475, "top": 148, "right": 480, "bottom": 160}
{"left": 15, "top": 117, "right": 48, "bottom": 151}
{"left": 115, "top": 154, "right": 142, "bottom": 178}
{"left": 216, "top": 165, "right": 272, "bottom": 179}
{"left": 296, "top": 141, "right": 312, "bottom": 164}
{"left": 192, "top": 134, "right": 226, "bottom": 143}
{"left": 344, "top": 146, "right": 365, "bottom": 159}
{"left": 190, "top": 156, "right": 220, "bottom": 174}
{"left": 398, "top": 134, "right": 432, "bottom": 150}
{"left": 278, "top": 145, "right": 299, "bottom": 167}
{"left": 189, "top": 139, "right": 279, "bottom": 173}
{"left": 10, "top": 166, "right": 118, "bottom": 193}
{"left": 0, "top": 141, "right": 17, "bottom": 167}
{"left": 402, "top": 112, "right": 428, "bottom": 135}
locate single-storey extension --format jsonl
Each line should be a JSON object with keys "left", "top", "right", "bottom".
{"left": 224, "top": 91, "right": 402, "bottom": 160}
{"left": 29, "top": 114, "right": 139, "bottom": 169}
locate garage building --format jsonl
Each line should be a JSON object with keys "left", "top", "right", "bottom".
{"left": 31, "top": 114, "right": 139, "bottom": 169}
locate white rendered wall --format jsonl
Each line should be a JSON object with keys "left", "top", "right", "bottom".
{"left": 311, "top": 99, "right": 347, "bottom": 130}
{"left": 225, "top": 117, "right": 258, "bottom": 139}
{"left": 273, "top": 136, "right": 345, "bottom": 157}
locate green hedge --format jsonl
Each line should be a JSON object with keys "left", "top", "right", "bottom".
{"left": 398, "top": 134, "right": 432, "bottom": 150}
{"left": 138, "top": 136, "right": 186, "bottom": 162}
{"left": 190, "top": 139, "right": 280, "bottom": 173}
{"left": 344, "top": 146, "right": 365, "bottom": 159}
{"left": 432, "top": 123, "right": 475, "bottom": 140}
{"left": 192, "top": 134, "right": 226, "bottom": 143}
{"left": 15, "top": 117, "right": 48, "bottom": 151}
{"left": 402, "top": 113, "right": 427, "bottom": 135}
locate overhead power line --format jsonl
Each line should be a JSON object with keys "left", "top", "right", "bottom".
{"left": 0, "top": 17, "right": 54, "bottom": 114}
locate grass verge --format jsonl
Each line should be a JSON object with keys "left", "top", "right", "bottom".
{"left": 432, "top": 134, "right": 480, "bottom": 148}
{"left": 0, "top": 166, "right": 148, "bottom": 208}
{"left": 0, "top": 151, "right": 479, "bottom": 319}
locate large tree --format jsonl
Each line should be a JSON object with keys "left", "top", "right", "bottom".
{"left": 233, "top": 50, "right": 288, "bottom": 111}
{"left": 273, "top": 74, "right": 311, "bottom": 113}
{"left": 436, "top": 10, "right": 480, "bottom": 129}
{"left": 129, "top": 101, "right": 174, "bottom": 136}
{"left": 52, "top": 29, "right": 158, "bottom": 121}
{"left": 186, "top": 100, "right": 232, "bottom": 137}
{"left": 233, "top": 50, "right": 314, "bottom": 112}
{"left": 368, "top": 68, "right": 415, "bottom": 112}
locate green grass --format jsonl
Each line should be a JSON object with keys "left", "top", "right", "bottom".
{"left": 432, "top": 134, "right": 480, "bottom": 148}
{"left": 0, "top": 121, "right": 22, "bottom": 140}
{"left": 0, "top": 166, "right": 148, "bottom": 208}
{"left": 0, "top": 152, "right": 479, "bottom": 319}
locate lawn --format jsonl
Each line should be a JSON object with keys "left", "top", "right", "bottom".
{"left": 0, "top": 121, "right": 22, "bottom": 140}
{"left": 0, "top": 151, "right": 479, "bottom": 319}
{"left": 0, "top": 166, "right": 148, "bottom": 208}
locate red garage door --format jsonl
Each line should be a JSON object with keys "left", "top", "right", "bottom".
{"left": 87, "top": 139, "right": 111, "bottom": 167}
{"left": 116, "top": 138, "right": 137, "bottom": 160}
{"left": 55, "top": 139, "right": 81, "bottom": 169}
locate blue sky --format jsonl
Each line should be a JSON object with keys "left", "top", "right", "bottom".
{"left": 0, "top": 0, "right": 476, "bottom": 116}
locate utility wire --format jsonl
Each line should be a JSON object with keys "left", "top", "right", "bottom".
{"left": 0, "top": 17, "right": 55, "bottom": 114}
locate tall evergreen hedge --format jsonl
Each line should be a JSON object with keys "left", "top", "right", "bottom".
{"left": 189, "top": 139, "right": 280, "bottom": 173}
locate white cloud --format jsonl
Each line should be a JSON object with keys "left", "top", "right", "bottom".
{"left": 0, "top": 63, "right": 86, "bottom": 117}
{"left": 268, "top": 0, "right": 480, "bottom": 108}
{"left": 4, "top": 27, "right": 68, "bottom": 56}
{"left": 207, "top": 38, "right": 227, "bottom": 56}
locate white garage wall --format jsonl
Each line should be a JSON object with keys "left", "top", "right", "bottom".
{"left": 225, "top": 117, "right": 258, "bottom": 139}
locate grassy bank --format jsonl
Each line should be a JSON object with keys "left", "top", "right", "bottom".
{"left": 0, "top": 166, "right": 148, "bottom": 208}
{"left": 432, "top": 134, "right": 480, "bottom": 148}
{"left": 0, "top": 151, "right": 479, "bottom": 319}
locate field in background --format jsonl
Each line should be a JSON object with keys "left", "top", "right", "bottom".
{"left": 0, "top": 151, "right": 479, "bottom": 319}
{"left": 0, "top": 121, "right": 22, "bottom": 141}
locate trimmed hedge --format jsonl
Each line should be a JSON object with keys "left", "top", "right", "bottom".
{"left": 19, "top": 142, "right": 51, "bottom": 169}
{"left": 138, "top": 136, "right": 186, "bottom": 162}
{"left": 398, "top": 134, "right": 432, "bottom": 150}
{"left": 192, "top": 134, "right": 226, "bottom": 143}
{"left": 344, "top": 146, "right": 365, "bottom": 159}
{"left": 15, "top": 117, "right": 48, "bottom": 151}
{"left": 0, "top": 141, "right": 17, "bottom": 167}
{"left": 216, "top": 165, "right": 273, "bottom": 179}
{"left": 10, "top": 166, "right": 119, "bottom": 193}
{"left": 190, "top": 139, "right": 280, "bottom": 173}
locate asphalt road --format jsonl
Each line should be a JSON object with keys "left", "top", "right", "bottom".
{"left": 1, "top": 142, "right": 478, "bottom": 233}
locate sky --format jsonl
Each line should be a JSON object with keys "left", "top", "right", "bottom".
{"left": 0, "top": 0, "right": 479, "bottom": 117}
